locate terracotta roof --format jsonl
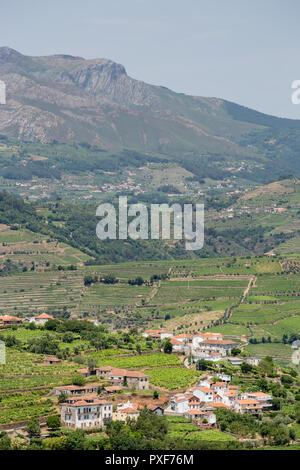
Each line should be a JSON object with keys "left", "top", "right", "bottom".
{"left": 119, "top": 407, "right": 139, "bottom": 414}
{"left": 210, "top": 403, "right": 230, "bottom": 408}
{"left": 174, "top": 396, "right": 189, "bottom": 403}
{"left": 44, "top": 356, "right": 60, "bottom": 362}
{"left": 170, "top": 339, "right": 183, "bottom": 345}
{"left": 187, "top": 409, "right": 208, "bottom": 415}
{"left": 238, "top": 399, "right": 259, "bottom": 405}
{"left": 104, "top": 386, "right": 122, "bottom": 392}
{"left": 35, "top": 313, "right": 54, "bottom": 319}
{"left": 212, "top": 382, "right": 227, "bottom": 387}
{"left": 199, "top": 387, "right": 213, "bottom": 393}
{"left": 108, "top": 368, "right": 148, "bottom": 379}
{"left": 147, "top": 404, "right": 164, "bottom": 411}
{"left": 189, "top": 396, "right": 200, "bottom": 403}
{"left": 201, "top": 339, "right": 237, "bottom": 345}
{"left": 62, "top": 398, "right": 112, "bottom": 407}
{"left": 0, "top": 315, "right": 23, "bottom": 321}
{"left": 55, "top": 382, "right": 101, "bottom": 391}
{"left": 202, "top": 332, "right": 223, "bottom": 338}
{"left": 247, "top": 392, "right": 271, "bottom": 397}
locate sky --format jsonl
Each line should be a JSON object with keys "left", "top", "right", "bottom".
{"left": 0, "top": 0, "right": 300, "bottom": 118}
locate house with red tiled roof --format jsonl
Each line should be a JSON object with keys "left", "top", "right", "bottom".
{"left": 211, "top": 382, "right": 228, "bottom": 393}
{"left": 95, "top": 367, "right": 149, "bottom": 390}
{"left": 188, "top": 396, "right": 201, "bottom": 410}
{"left": 60, "top": 396, "right": 113, "bottom": 429}
{"left": 0, "top": 315, "right": 23, "bottom": 325}
{"left": 142, "top": 330, "right": 161, "bottom": 339}
{"left": 44, "top": 356, "right": 61, "bottom": 365}
{"left": 234, "top": 399, "right": 263, "bottom": 414}
{"left": 193, "top": 387, "right": 214, "bottom": 403}
{"left": 197, "top": 339, "right": 238, "bottom": 356}
{"left": 53, "top": 383, "right": 101, "bottom": 396}
{"left": 170, "top": 394, "right": 191, "bottom": 414}
{"left": 115, "top": 401, "right": 140, "bottom": 421}
{"left": 170, "top": 338, "right": 185, "bottom": 352}
{"left": 147, "top": 404, "right": 164, "bottom": 415}
{"left": 240, "top": 392, "right": 272, "bottom": 409}
{"left": 33, "top": 313, "right": 55, "bottom": 325}
{"left": 210, "top": 403, "right": 230, "bottom": 409}
{"left": 185, "top": 409, "right": 216, "bottom": 425}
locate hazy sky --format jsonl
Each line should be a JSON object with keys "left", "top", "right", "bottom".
{"left": 1, "top": 0, "right": 300, "bottom": 118}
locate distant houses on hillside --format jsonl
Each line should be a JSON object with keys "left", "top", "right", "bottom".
{"left": 144, "top": 329, "right": 239, "bottom": 361}
{"left": 77, "top": 366, "right": 149, "bottom": 391}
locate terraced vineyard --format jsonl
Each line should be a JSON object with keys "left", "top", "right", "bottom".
{"left": 0, "top": 271, "right": 84, "bottom": 314}
{"left": 145, "top": 367, "right": 202, "bottom": 391}
{"left": 86, "top": 352, "right": 182, "bottom": 369}
{"left": 0, "top": 245, "right": 298, "bottom": 365}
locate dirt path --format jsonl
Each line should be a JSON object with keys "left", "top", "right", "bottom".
{"left": 146, "top": 280, "right": 161, "bottom": 303}
{"left": 241, "top": 275, "right": 256, "bottom": 303}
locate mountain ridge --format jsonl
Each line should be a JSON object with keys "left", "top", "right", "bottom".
{"left": 0, "top": 47, "right": 300, "bottom": 182}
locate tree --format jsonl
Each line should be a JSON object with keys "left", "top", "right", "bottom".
{"left": 65, "top": 429, "right": 85, "bottom": 450}
{"left": 62, "top": 332, "right": 74, "bottom": 343}
{"left": 26, "top": 419, "right": 41, "bottom": 438}
{"left": 46, "top": 415, "right": 61, "bottom": 431}
{"left": 11, "top": 436, "right": 28, "bottom": 450}
{"left": 58, "top": 392, "right": 68, "bottom": 404}
{"left": 281, "top": 374, "right": 293, "bottom": 385}
{"left": 84, "top": 275, "right": 97, "bottom": 286}
{"left": 240, "top": 362, "right": 252, "bottom": 373}
{"left": 231, "top": 348, "right": 241, "bottom": 356}
{"left": 196, "top": 359, "right": 211, "bottom": 371}
{"left": 163, "top": 339, "right": 172, "bottom": 354}
{"left": 72, "top": 374, "right": 86, "bottom": 386}
{"left": 0, "top": 433, "right": 11, "bottom": 450}
{"left": 153, "top": 390, "right": 159, "bottom": 400}
{"left": 102, "top": 274, "right": 118, "bottom": 284}
{"left": 87, "top": 357, "right": 98, "bottom": 371}
{"left": 43, "top": 436, "right": 67, "bottom": 450}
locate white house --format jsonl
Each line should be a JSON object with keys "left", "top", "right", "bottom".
{"left": 198, "top": 378, "right": 213, "bottom": 389}
{"left": 245, "top": 357, "right": 261, "bottom": 367}
{"left": 240, "top": 392, "right": 272, "bottom": 410}
{"left": 160, "top": 332, "right": 173, "bottom": 340}
{"left": 193, "top": 387, "right": 214, "bottom": 403}
{"left": 216, "top": 373, "right": 231, "bottom": 382}
{"left": 211, "top": 382, "right": 228, "bottom": 394}
{"left": 170, "top": 395, "right": 190, "bottom": 413}
{"left": 170, "top": 339, "right": 185, "bottom": 352}
{"left": 185, "top": 409, "right": 216, "bottom": 426}
{"left": 228, "top": 357, "right": 243, "bottom": 366}
{"left": 234, "top": 399, "right": 263, "bottom": 415}
{"left": 32, "top": 313, "right": 55, "bottom": 325}
{"left": 61, "top": 396, "right": 113, "bottom": 429}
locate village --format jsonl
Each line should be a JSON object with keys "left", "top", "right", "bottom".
{"left": 0, "top": 313, "right": 273, "bottom": 433}
{"left": 0, "top": 304, "right": 298, "bottom": 450}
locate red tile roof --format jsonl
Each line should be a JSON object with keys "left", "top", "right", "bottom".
{"left": 0, "top": 315, "right": 23, "bottom": 321}
{"left": 35, "top": 313, "right": 54, "bottom": 319}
